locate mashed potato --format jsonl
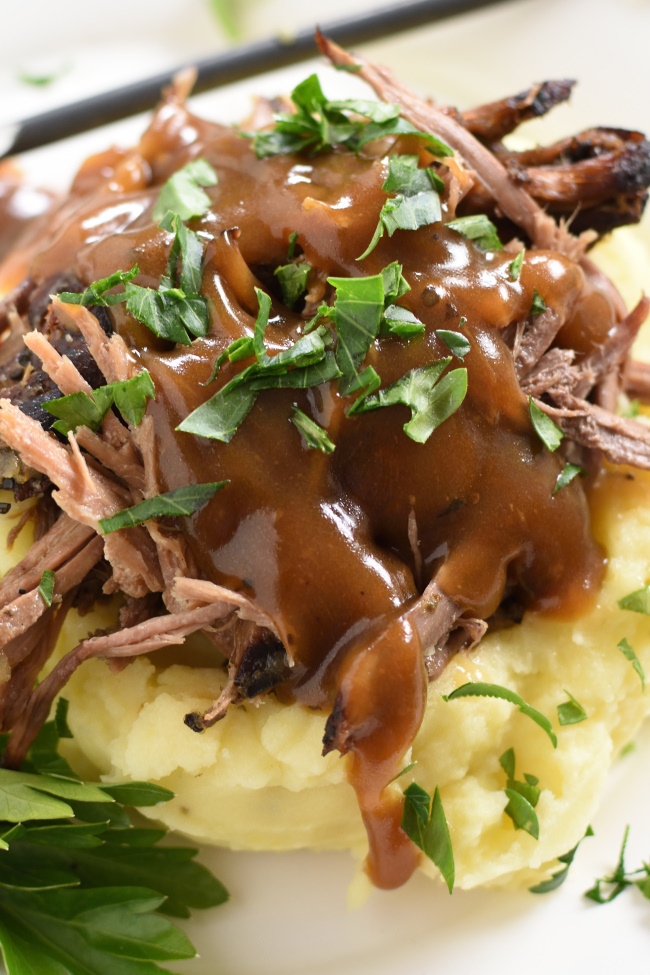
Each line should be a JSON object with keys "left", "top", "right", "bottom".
{"left": 0, "top": 226, "right": 640, "bottom": 892}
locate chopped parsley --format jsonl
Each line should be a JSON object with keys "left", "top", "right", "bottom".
{"left": 250, "top": 73, "right": 453, "bottom": 160}
{"left": 290, "top": 406, "right": 335, "bottom": 453}
{"left": 44, "top": 370, "right": 155, "bottom": 436}
{"left": 617, "top": 637, "right": 646, "bottom": 689}
{"left": 529, "top": 397, "right": 564, "bottom": 452}
{"left": 529, "top": 826, "right": 594, "bottom": 894}
{"left": 509, "top": 249, "right": 525, "bottom": 281}
{"left": 401, "top": 783, "right": 454, "bottom": 892}
{"left": 618, "top": 586, "right": 650, "bottom": 615}
{"left": 354, "top": 357, "right": 468, "bottom": 444}
{"left": 60, "top": 209, "right": 211, "bottom": 347}
{"left": 584, "top": 825, "right": 650, "bottom": 904}
{"left": 557, "top": 690, "right": 588, "bottom": 725}
{"left": 446, "top": 214, "right": 503, "bottom": 252}
{"left": 443, "top": 682, "right": 557, "bottom": 747}
{"left": 358, "top": 154, "right": 442, "bottom": 259}
{"left": 499, "top": 748, "right": 540, "bottom": 839}
{"left": 435, "top": 329, "right": 471, "bottom": 360}
{"left": 58, "top": 267, "right": 139, "bottom": 307}
{"left": 553, "top": 462, "right": 585, "bottom": 495}
{"left": 530, "top": 288, "right": 547, "bottom": 315}
{"left": 178, "top": 288, "right": 340, "bottom": 442}
{"left": 151, "top": 158, "right": 218, "bottom": 222}
{"left": 274, "top": 261, "right": 311, "bottom": 309}
{"left": 37, "top": 570, "right": 55, "bottom": 608}
{"left": 98, "top": 482, "right": 227, "bottom": 535}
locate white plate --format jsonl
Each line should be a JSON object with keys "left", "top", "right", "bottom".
{"left": 3, "top": 1, "right": 650, "bottom": 972}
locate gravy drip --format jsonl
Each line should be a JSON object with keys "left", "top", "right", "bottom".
{"left": 18, "top": 105, "right": 611, "bottom": 889}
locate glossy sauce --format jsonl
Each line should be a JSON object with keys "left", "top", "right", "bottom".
{"left": 3, "top": 105, "right": 614, "bottom": 889}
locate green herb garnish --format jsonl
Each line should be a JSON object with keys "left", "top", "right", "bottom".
{"left": 274, "top": 261, "right": 311, "bottom": 309}
{"left": 443, "top": 682, "right": 557, "bottom": 747}
{"left": 250, "top": 74, "right": 452, "bottom": 160}
{"left": 499, "top": 748, "right": 540, "bottom": 838}
{"left": 58, "top": 267, "right": 140, "bottom": 307}
{"left": 529, "top": 397, "right": 564, "bottom": 452}
{"left": 509, "top": 249, "right": 524, "bottom": 281}
{"left": 435, "top": 329, "right": 471, "bottom": 360}
{"left": 354, "top": 358, "right": 467, "bottom": 444}
{"left": 617, "top": 637, "right": 646, "bottom": 689}
{"left": 0, "top": 704, "right": 227, "bottom": 973}
{"left": 529, "top": 826, "right": 594, "bottom": 894}
{"left": 401, "top": 783, "right": 454, "bottom": 892}
{"left": 584, "top": 825, "right": 647, "bottom": 904}
{"left": 44, "top": 370, "right": 155, "bottom": 436}
{"left": 618, "top": 587, "right": 650, "bottom": 616}
{"left": 37, "top": 570, "right": 55, "bottom": 608}
{"left": 60, "top": 208, "right": 211, "bottom": 347}
{"left": 151, "top": 158, "right": 218, "bottom": 222}
{"left": 291, "top": 406, "right": 335, "bottom": 453}
{"left": 98, "top": 482, "right": 227, "bottom": 535}
{"left": 557, "top": 690, "right": 588, "bottom": 725}
{"left": 553, "top": 462, "right": 585, "bottom": 495}
{"left": 358, "top": 155, "right": 442, "bottom": 259}
{"left": 530, "top": 288, "right": 547, "bottom": 315}
{"left": 179, "top": 288, "right": 340, "bottom": 442}
{"left": 446, "top": 214, "right": 503, "bottom": 251}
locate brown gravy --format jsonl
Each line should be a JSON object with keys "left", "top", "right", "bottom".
{"left": 6, "top": 105, "right": 612, "bottom": 889}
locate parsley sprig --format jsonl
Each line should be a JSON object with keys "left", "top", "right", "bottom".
{"left": 250, "top": 73, "right": 453, "bottom": 160}
{"left": 585, "top": 825, "right": 650, "bottom": 904}
{"left": 44, "top": 370, "right": 155, "bottom": 436}
{"left": 499, "top": 748, "right": 540, "bottom": 839}
{"left": 401, "top": 783, "right": 454, "bottom": 893}
{"left": 0, "top": 700, "right": 227, "bottom": 974}
{"left": 358, "top": 154, "right": 443, "bottom": 259}
{"left": 178, "top": 288, "right": 340, "bottom": 443}
{"left": 60, "top": 160, "right": 218, "bottom": 346}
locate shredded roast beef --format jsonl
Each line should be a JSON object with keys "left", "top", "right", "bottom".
{"left": 0, "top": 39, "right": 650, "bottom": 792}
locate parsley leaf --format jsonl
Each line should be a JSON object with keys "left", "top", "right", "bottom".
{"left": 180, "top": 288, "right": 340, "bottom": 442}
{"left": 151, "top": 158, "right": 218, "bottom": 222}
{"left": 531, "top": 288, "right": 547, "bottom": 315}
{"left": 553, "top": 462, "right": 584, "bottom": 495}
{"left": 44, "top": 371, "right": 155, "bottom": 436}
{"left": 585, "top": 825, "right": 633, "bottom": 903}
{"left": 557, "top": 690, "right": 588, "bottom": 725}
{"left": 435, "top": 329, "right": 471, "bottom": 360}
{"left": 618, "top": 587, "right": 650, "bottom": 615}
{"left": 401, "top": 783, "right": 454, "bottom": 892}
{"left": 291, "top": 406, "right": 335, "bottom": 453}
{"left": 529, "top": 826, "right": 594, "bottom": 894}
{"left": 382, "top": 305, "right": 425, "bottom": 338}
{"left": 354, "top": 358, "right": 467, "bottom": 444}
{"left": 38, "top": 570, "right": 55, "bottom": 608}
{"left": 59, "top": 267, "right": 139, "bottom": 307}
{"left": 509, "top": 249, "right": 524, "bottom": 281}
{"left": 617, "top": 637, "right": 646, "bottom": 689}
{"left": 325, "top": 273, "right": 384, "bottom": 393}
{"left": 443, "top": 682, "right": 557, "bottom": 747}
{"left": 359, "top": 155, "right": 442, "bottom": 259}
{"left": 529, "top": 397, "right": 564, "bottom": 452}
{"left": 98, "top": 482, "right": 227, "bottom": 535}
{"left": 274, "top": 261, "right": 311, "bottom": 309}
{"left": 499, "top": 749, "right": 540, "bottom": 838}
{"left": 447, "top": 214, "right": 503, "bottom": 251}
{"left": 251, "top": 74, "right": 452, "bottom": 159}
{"left": 0, "top": 699, "right": 228, "bottom": 974}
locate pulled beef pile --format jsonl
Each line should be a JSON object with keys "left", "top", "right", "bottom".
{"left": 0, "top": 37, "right": 650, "bottom": 889}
